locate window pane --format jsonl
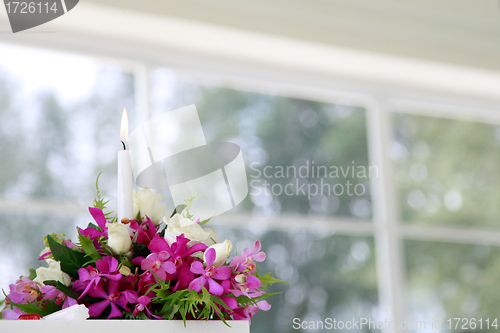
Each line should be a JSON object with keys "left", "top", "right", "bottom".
{"left": 0, "top": 44, "right": 134, "bottom": 292}
{"left": 216, "top": 227, "right": 378, "bottom": 333}
{"left": 152, "top": 70, "right": 372, "bottom": 220}
{"left": 393, "top": 112, "right": 500, "bottom": 227}
{"left": 405, "top": 240, "right": 500, "bottom": 329}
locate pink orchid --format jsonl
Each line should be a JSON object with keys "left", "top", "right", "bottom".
{"left": 5, "top": 283, "right": 25, "bottom": 305}
{"left": 1, "top": 282, "right": 29, "bottom": 319}
{"left": 224, "top": 273, "right": 264, "bottom": 298}
{"left": 14, "top": 277, "right": 41, "bottom": 303}
{"left": 220, "top": 296, "right": 238, "bottom": 310}
{"left": 188, "top": 248, "right": 232, "bottom": 296}
{"left": 40, "top": 285, "right": 77, "bottom": 308}
{"left": 231, "top": 300, "right": 271, "bottom": 324}
{"left": 230, "top": 240, "right": 266, "bottom": 273}
{"left": 130, "top": 217, "right": 157, "bottom": 246}
{"left": 87, "top": 279, "right": 129, "bottom": 319}
{"left": 141, "top": 251, "right": 176, "bottom": 281}
{"left": 148, "top": 234, "right": 207, "bottom": 291}
{"left": 123, "top": 290, "right": 162, "bottom": 319}
{"left": 78, "top": 207, "right": 109, "bottom": 239}
{"left": 76, "top": 256, "right": 122, "bottom": 299}
{"left": 137, "top": 272, "right": 156, "bottom": 296}
{"left": 1, "top": 306, "right": 23, "bottom": 319}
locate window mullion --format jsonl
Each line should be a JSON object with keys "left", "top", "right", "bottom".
{"left": 367, "top": 99, "right": 407, "bottom": 333}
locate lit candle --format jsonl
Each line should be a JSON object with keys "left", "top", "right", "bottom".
{"left": 118, "top": 108, "right": 134, "bottom": 222}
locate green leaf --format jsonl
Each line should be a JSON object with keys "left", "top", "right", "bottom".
{"left": 0, "top": 297, "right": 6, "bottom": 317}
{"left": 86, "top": 222, "right": 100, "bottom": 230}
{"left": 47, "top": 235, "right": 88, "bottom": 279}
{"left": 255, "top": 271, "right": 289, "bottom": 288}
{"left": 93, "top": 172, "right": 117, "bottom": 223}
{"left": 170, "top": 204, "right": 186, "bottom": 218}
{"left": 123, "top": 311, "right": 148, "bottom": 320}
{"left": 4, "top": 294, "right": 62, "bottom": 317}
{"left": 132, "top": 242, "right": 151, "bottom": 259}
{"left": 198, "top": 213, "right": 215, "bottom": 226}
{"left": 78, "top": 232, "right": 102, "bottom": 262}
{"left": 43, "top": 233, "right": 66, "bottom": 248}
{"left": 28, "top": 269, "right": 37, "bottom": 280}
{"left": 183, "top": 191, "right": 197, "bottom": 219}
{"left": 43, "top": 280, "right": 80, "bottom": 301}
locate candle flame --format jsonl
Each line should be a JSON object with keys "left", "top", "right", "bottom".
{"left": 120, "top": 108, "right": 129, "bottom": 145}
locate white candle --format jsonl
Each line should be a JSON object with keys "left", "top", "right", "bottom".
{"left": 118, "top": 108, "right": 134, "bottom": 222}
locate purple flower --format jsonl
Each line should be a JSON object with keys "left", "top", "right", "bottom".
{"left": 41, "top": 285, "right": 77, "bottom": 308}
{"left": 148, "top": 234, "right": 207, "bottom": 290}
{"left": 188, "top": 248, "right": 232, "bottom": 296}
{"left": 78, "top": 207, "right": 109, "bottom": 239}
{"left": 141, "top": 251, "right": 176, "bottom": 281}
{"left": 231, "top": 300, "right": 271, "bottom": 324}
{"left": 13, "top": 277, "right": 41, "bottom": 303}
{"left": 123, "top": 291, "right": 162, "bottom": 319}
{"left": 226, "top": 273, "right": 264, "bottom": 298}
{"left": 87, "top": 279, "right": 129, "bottom": 319}
{"left": 130, "top": 217, "right": 157, "bottom": 246}
{"left": 230, "top": 240, "right": 266, "bottom": 273}
{"left": 77, "top": 256, "right": 122, "bottom": 299}
{"left": 1, "top": 306, "right": 23, "bottom": 320}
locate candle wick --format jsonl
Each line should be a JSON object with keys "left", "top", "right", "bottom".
{"left": 121, "top": 141, "right": 126, "bottom": 150}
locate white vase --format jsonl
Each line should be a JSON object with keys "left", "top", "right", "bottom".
{"left": 0, "top": 320, "right": 250, "bottom": 333}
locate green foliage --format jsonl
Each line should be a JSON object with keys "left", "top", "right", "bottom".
{"left": 0, "top": 298, "right": 5, "bottom": 318}
{"left": 132, "top": 242, "right": 150, "bottom": 259}
{"left": 86, "top": 222, "right": 100, "bottom": 230}
{"left": 43, "top": 233, "right": 66, "bottom": 248}
{"left": 4, "top": 293, "right": 62, "bottom": 317}
{"left": 43, "top": 280, "right": 80, "bottom": 301}
{"left": 254, "top": 271, "right": 288, "bottom": 289}
{"left": 93, "top": 172, "right": 116, "bottom": 222}
{"left": 123, "top": 311, "right": 148, "bottom": 320}
{"left": 234, "top": 292, "right": 281, "bottom": 309}
{"left": 183, "top": 191, "right": 197, "bottom": 220}
{"left": 198, "top": 214, "right": 215, "bottom": 226}
{"left": 77, "top": 231, "right": 102, "bottom": 263}
{"left": 28, "top": 269, "right": 37, "bottom": 281}
{"left": 151, "top": 282, "right": 231, "bottom": 325}
{"left": 47, "top": 235, "right": 88, "bottom": 279}
{"left": 170, "top": 204, "right": 187, "bottom": 218}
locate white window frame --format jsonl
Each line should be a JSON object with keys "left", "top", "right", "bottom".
{"left": 3, "top": 4, "right": 500, "bottom": 332}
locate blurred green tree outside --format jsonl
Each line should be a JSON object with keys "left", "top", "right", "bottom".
{"left": 395, "top": 113, "right": 500, "bottom": 331}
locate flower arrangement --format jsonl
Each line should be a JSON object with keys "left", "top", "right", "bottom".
{"left": 0, "top": 177, "right": 284, "bottom": 324}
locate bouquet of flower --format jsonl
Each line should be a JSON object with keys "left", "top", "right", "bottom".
{"left": 1, "top": 177, "right": 284, "bottom": 323}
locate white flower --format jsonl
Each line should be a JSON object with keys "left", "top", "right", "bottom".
{"left": 133, "top": 188, "right": 166, "bottom": 225}
{"left": 203, "top": 228, "right": 219, "bottom": 245}
{"left": 164, "top": 214, "right": 218, "bottom": 247}
{"left": 204, "top": 239, "right": 233, "bottom": 267}
{"left": 106, "top": 223, "right": 132, "bottom": 254}
{"left": 39, "top": 247, "right": 55, "bottom": 264}
{"left": 33, "top": 261, "right": 71, "bottom": 287}
{"left": 43, "top": 304, "right": 89, "bottom": 320}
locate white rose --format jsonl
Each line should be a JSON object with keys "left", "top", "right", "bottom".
{"left": 133, "top": 188, "right": 166, "bottom": 225}
{"left": 204, "top": 239, "right": 233, "bottom": 267}
{"left": 33, "top": 261, "right": 71, "bottom": 287}
{"left": 164, "top": 214, "right": 218, "bottom": 247}
{"left": 203, "top": 228, "right": 219, "bottom": 246}
{"left": 44, "top": 304, "right": 89, "bottom": 320}
{"left": 107, "top": 223, "right": 132, "bottom": 254}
